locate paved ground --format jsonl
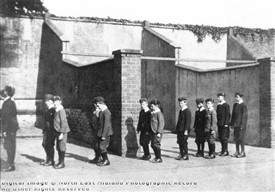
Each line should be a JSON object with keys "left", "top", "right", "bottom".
{"left": 0, "top": 133, "right": 274, "bottom": 192}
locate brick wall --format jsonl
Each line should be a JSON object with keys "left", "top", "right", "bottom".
{"left": 271, "top": 59, "right": 275, "bottom": 148}
{"left": 113, "top": 49, "right": 142, "bottom": 157}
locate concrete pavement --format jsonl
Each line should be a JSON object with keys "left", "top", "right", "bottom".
{"left": 0, "top": 133, "right": 274, "bottom": 191}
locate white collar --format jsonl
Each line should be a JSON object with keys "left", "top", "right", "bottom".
{"left": 237, "top": 101, "right": 243, "bottom": 104}
{"left": 100, "top": 105, "right": 108, "bottom": 112}
{"left": 151, "top": 108, "right": 161, "bottom": 114}
{"left": 55, "top": 105, "right": 64, "bottom": 112}
{"left": 180, "top": 106, "right": 188, "bottom": 111}
{"left": 198, "top": 107, "right": 205, "bottom": 112}
{"left": 218, "top": 101, "right": 226, "bottom": 105}
{"left": 143, "top": 107, "right": 150, "bottom": 112}
{"left": 3, "top": 96, "right": 14, "bottom": 102}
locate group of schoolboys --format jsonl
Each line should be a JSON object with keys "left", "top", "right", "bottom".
{"left": 136, "top": 92, "right": 248, "bottom": 163}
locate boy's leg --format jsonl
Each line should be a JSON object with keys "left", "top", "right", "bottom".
{"left": 55, "top": 133, "right": 67, "bottom": 169}
{"left": 151, "top": 134, "right": 162, "bottom": 163}
{"left": 238, "top": 128, "right": 246, "bottom": 158}
{"left": 218, "top": 126, "right": 224, "bottom": 154}
{"left": 182, "top": 135, "right": 189, "bottom": 160}
{"left": 233, "top": 127, "right": 240, "bottom": 157}
{"left": 97, "top": 136, "right": 111, "bottom": 166}
{"left": 176, "top": 132, "right": 184, "bottom": 160}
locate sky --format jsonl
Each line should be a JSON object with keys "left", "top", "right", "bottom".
{"left": 43, "top": 0, "right": 275, "bottom": 29}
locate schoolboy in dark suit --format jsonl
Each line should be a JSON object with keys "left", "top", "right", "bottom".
{"left": 95, "top": 97, "right": 113, "bottom": 166}
{"left": 89, "top": 101, "right": 102, "bottom": 164}
{"left": 230, "top": 93, "right": 248, "bottom": 158}
{"left": 193, "top": 98, "right": 206, "bottom": 157}
{"left": 41, "top": 94, "right": 56, "bottom": 166}
{"left": 137, "top": 98, "right": 151, "bottom": 160}
{"left": 175, "top": 97, "right": 191, "bottom": 160}
{"left": 1, "top": 86, "right": 19, "bottom": 172}
{"left": 53, "top": 96, "right": 70, "bottom": 169}
{"left": 216, "top": 93, "right": 231, "bottom": 156}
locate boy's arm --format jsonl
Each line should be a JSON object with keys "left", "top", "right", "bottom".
{"left": 184, "top": 110, "right": 191, "bottom": 134}
{"left": 224, "top": 104, "right": 230, "bottom": 126}
{"left": 241, "top": 105, "right": 248, "bottom": 130}
{"left": 102, "top": 111, "right": 112, "bottom": 139}
{"left": 137, "top": 111, "right": 142, "bottom": 132}
{"left": 157, "top": 113, "right": 165, "bottom": 134}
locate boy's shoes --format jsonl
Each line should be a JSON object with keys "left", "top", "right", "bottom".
{"left": 44, "top": 160, "right": 54, "bottom": 166}
{"left": 205, "top": 154, "right": 215, "bottom": 159}
{"left": 140, "top": 155, "right": 151, "bottom": 160}
{"left": 237, "top": 152, "right": 246, "bottom": 158}
{"left": 220, "top": 151, "right": 229, "bottom": 156}
{"left": 40, "top": 160, "right": 49, "bottom": 166}
{"left": 89, "top": 157, "right": 102, "bottom": 164}
{"left": 195, "top": 152, "right": 201, "bottom": 157}
{"left": 97, "top": 159, "right": 110, "bottom": 166}
{"left": 2, "top": 165, "right": 15, "bottom": 172}
{"left": 175, "top": 155, "right": 183, "bottom": 160}
{"left": 218, "top": 151, "right": 224, "bottom": 156}
{"left": 54, "top": 162, "right": 65, "bottom": 169}
{"left": 152, "top": 158, "right": 163, "bottom": 163}
{"left": 231, "top": 152, "right": 240, "bottom": 158}
{"left": 182, "top": 155, "right": 189, "bottom": 160}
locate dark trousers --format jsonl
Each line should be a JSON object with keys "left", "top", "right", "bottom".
{"left": 42, "top": 130, "right": 55, "bottom": 161}
{"left": 195, "top": 131, "right": 205, "bottom": 154}
{"left": 94, "top": 136, "right": 110, "bottom": 158}
{"left": 234, "top": 127, "right": 246, "bottom": 152}
{"left": 140, "top": 132, "right": 151, "bottom": 156}
{"left": 4, "top": 132, "right": 17, "bottom": 167}
{"left": 54, "top": 132, "right": 68, "bottom": 163}
{"left": 150, "top": 133, "right": 162, "bottom": 159}
{"left": 205, "top": 131, "right": 215, "bottom": 155}
{"left": 218, "top": 125, "right": 230, "bottom": 152}
{"left": 177, "top": 131, "right": 188, "bottom": 156}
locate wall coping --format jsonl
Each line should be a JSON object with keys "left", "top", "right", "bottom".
{"left": 2, "top": 14, "right": 273, "bottom": 32}
{"left": 176, "top": 63, "right": 259, "bottom": 73}
{"left": 112, "top": 49, "right": 143, "bottom": 55}
{"left": 44, "top": 18, "right": 70, "bottom": 42}
{"left": 143, "top": 26, "right": 179, "bottom": 48}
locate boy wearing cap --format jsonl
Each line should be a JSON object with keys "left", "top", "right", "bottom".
{"left": 205, "top": 98, "right": 217, "bottom": 159}
{"left": 175, "top": 97, "right": 191, "bottom": 160}
{"left": 137, "top": 98, "right": 151, "bottom": 160}
{"left": 95, "top": 96, "right": 113, "bottom": 166}
{"left": 53, "top": 96, "right": 70, "bottom": 169}
{"left": 1, "top": 86, "right": 19, "bottom": 172}
{"left": 230, "top": 93, "right": 248, "bottom": 158}
{"left": 41, "top": 94, "right": 56, "bottom": 166}
{"left": 193, "top": 98, "right": 206, "bottom": 157}
{"left": 216, "top": 93, "right": 231, "bottom": 156}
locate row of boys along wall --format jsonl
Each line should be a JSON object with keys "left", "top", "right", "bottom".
{"left": 0, "top": 15, "right": 275, "bottom": 155}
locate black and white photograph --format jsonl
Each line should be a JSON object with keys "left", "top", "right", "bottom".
{"left": 0, "top": 0, "right": 274, "bottom": 191}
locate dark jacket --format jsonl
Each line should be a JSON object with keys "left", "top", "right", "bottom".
{"left": 205, "top": 109, "right": 217, "bottom": 133}
{"left": 53, "top": 108, "right": 70, "bottom": 133}
{"left": 1, "top": 98, "right": 19, "bottom": 133}
{"left": 43, "top": 107, "right": 55, "bottom": 132}
{"left": 216, "top": 102, "right": 230, "bottom": 126}
{"left": 176, "top": 108, "right": 191, "bottom": 133}
{"left": 97, "top": 108, "right": 113, "bottom": 138}
{"left": 231, "top": 103, "right": 248, "bottom": 129}
{"left": 193, "top": 108, "right": 207, "bottom": 133}
{"left": 150, "top": 110, "right": 165, "bottom": 134}
{"left": 137, "top": 109, "right": 151, "bottom": 133}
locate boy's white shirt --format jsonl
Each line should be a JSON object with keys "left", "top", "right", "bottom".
{"left": 197, "top": 106, "right": 205, "bottom": 111}
{"left": 151, "top": 107, "right": 161, "bottom": 114}
{"left": 100, "top": 105, "right": 108, "bottom": 112}
{"left": 217, "top": 100, "right": 226, "bottom": 105}
{"left": 180, "top": 106, "right": 188, "bottom": 111}
{"left": 3, "top": 96, "right": 15, "bottom": 102}
{"left": 237, "top": 99, "right": 244, "bottom": 104}
{"left": 143, "top": 107, "right": 150, "bottom": 112}
{"left": 55, "top": 104, "right": 64, "bottom": 112}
